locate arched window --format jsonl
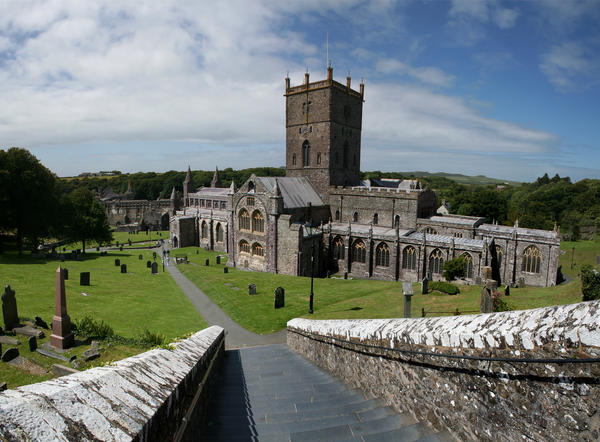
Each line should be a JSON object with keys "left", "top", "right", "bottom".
{"left": 373, "top": 213, "right": 378, "bottom": 225}
{"left": 402, "top": 246, "right": 416, "bottom": 270}
{"left": 239, "top": 240, "right": 250, "bottom": 254}
{"left": 252, "top": 243, "right": 264, "bottom": 257}
{"left": 496, "top": 245, "right": 503, "bottom": 269}
{"left": 252, "top": 210, "right": 264, "bottom": 233}
{"left": 201, "top": 221, "right": 208, "bottom": 239}
{"left": 317, "top": 153, "right": 321, "bottom": 165}
{"left": 522, "top": 246, "right": 541, "bottom": 273}
{"left": 238, "top": 209, "right": 250, "bottom": 230}
{"left": 429, "top": 249, "right": 444, "bottom": 275}
{"left": 353, "top": 212, "right": 359, "bottom": 222}
{"left": 461, "top": 253, "right": 473, "bottom": 278}
{"left": 333, "top": 236, "right": 345, "bottom": 260}
{"left": 424, "top": 227, "right": 437, "bottom": 235}
{"left": 216, "top": 223, "right": 224, "bottom": 242}
{"left": 375, "top": 243, "right": 390, "bottom": 267}
{"left": 302, "top": 140, "right": 311, "bottom": 167}
{"left": 292, "top": 154, "right": 296, "bottom": 165}
{"left": 394, "top": 215, "right": 400, "bottom": 229}
{"left": 335, "top": 210, "right": 340, "bottom": 221}
{"left": 352, "top": 240, "right": 366, "bottom": 263}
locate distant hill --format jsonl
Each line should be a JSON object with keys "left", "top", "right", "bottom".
{"left": 376, "top": 171, "right": 521, "bottom": 186}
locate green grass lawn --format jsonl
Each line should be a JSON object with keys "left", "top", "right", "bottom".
{"left": 58, "top": 230, "right": 170, "bottom": 251}
{"left": 558, "top": 236, "right": 600, "bottom": 279}
{"left": 177, "top": 239, "right": 594, "bottom": 335}
{"left": 0, "top": 248, "right": 207, "bottom": 388}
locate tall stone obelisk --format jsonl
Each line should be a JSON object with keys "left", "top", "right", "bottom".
{"left": 50, "top": 267, "right": 74, "bottom": 349}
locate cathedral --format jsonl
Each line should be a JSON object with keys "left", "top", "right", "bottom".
{"left": 170, "top": 68, "right": 560, "bottom": 287}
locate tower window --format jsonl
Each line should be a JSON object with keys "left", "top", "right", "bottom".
{"left": 302, "top": 140, "right": 311, "bottom": 167}
{"left": 299, "top": 128, "right": 302, "bottom": 134}
{"left": 317, "top": 153, "right": 321, "bottom": 165}
{"left": 373, "top": 213, "right": 378, "bottom": 225}
{"left": 353, "top": 212, "right": 359, "bottom": 222}
{"left": 335, "top": 210, "right": 340, "bottom": 221}
{"left": 309, "top": 126, "right": 312, "bottom": 133}
{"left": 292, "top": 154, "right": 296, "bottom": 165}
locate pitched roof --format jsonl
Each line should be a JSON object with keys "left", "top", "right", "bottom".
{"left": 258, "top": 177, "right": 325, "bottom": 209}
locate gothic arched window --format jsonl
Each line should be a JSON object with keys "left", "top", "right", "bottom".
{"left": 375, "top": 242, "right": 390, "bottom": 267}
{"left": 352, "top": 240, "right": 366, "bottom": 263}
{"left": 402, "top": 246, "right": 416, "bottom": 270}
{"left": 495, "top": 245, "right": 503, "bottom": 269}
{"left": 201, "top": 221, "right": 208, "bottom": 239}
{"left": 522, "top": 246, "right": 541, "bottom": 273}
{"left": 292, "top": 154, "right": 296, "bottom": 166}
{"left": 239, "top": 240, "right": 250, "bottom": 254}
{"left": 252, "top": 242, "right": 264, "bottom": 257}
{"left": 252, "top": 210, "right": 264, "bottom": 233}
{"left": 302, "top": 140, "right": 311, "bottom": 167}
{"left": 216, "top": 223, "right": 224, "bottom": 242}
{"left": 429, "top": 249, "right": 444, "bottom": 274}
{"left": 333, "top": 236, "right": 345, "bottom": 260}
{"left": 461, "top": 253, "right": 473, "bottom": 278}
{"left": 394, "top": 215, "right": 400, "bottom": 229}
{"left": 238, "top": 209, "right": 250, "bottom": 230}
{"left": 353, "top": 212, "right": 359, "bottom": 222}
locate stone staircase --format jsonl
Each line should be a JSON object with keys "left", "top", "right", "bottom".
{"left": 203, "top": 344, "right": 454, "bottom": 441}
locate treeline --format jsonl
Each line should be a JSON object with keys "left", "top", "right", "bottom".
{"left": 366, "top": 171, "right": 600, "bottom": 240}
{"left": 1, "top": 148, "right": 112, "bottom": 252}
{"left": 61, "top": 167, "right": 287, "bottom": 200}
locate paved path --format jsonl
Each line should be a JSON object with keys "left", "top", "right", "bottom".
{"left": 166, "top": 263, "right": 286, "bottom": 349}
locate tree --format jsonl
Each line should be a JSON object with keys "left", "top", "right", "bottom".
{"left": 581, "top": 265, "right": 600, "bottom": 301}
{"left": 0, "top": 148, "right": 59, "bottom": 253}
{"left": 66, "top": 188, "right": 112, "bottom": 252}
{"left": 443, "top": 257, "right": 466, "bottom": 281}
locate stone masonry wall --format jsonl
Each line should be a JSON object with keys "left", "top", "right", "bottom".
{"left": 288, "top": 302, "right": 600, "bottom": 441}
{"left": 0, "top": 326, "right": 225, "bottom": 441}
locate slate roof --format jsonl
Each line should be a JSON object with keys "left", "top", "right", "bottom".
{"left": 427, "top": 215, "right": 484, "bottom": 226}
{"left": 190, "top": 187, "right": 229, "bottom": 198}
{"left": 478, "top": 224, "right": 558, "bottom": 239}
{"left": 408, "top": 232, "right": 484, "bottom": 249}
{"left": 258, "top": 177, "right": 325, "bottom": 209}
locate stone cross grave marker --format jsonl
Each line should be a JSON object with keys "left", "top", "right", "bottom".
{"left": 421, "top": 277, "right": 428, "bottom": 294}
{"left": 121, "top": 264, "right": 127, "bottom": 274}
{"left": 2, "top": 285, "right": 19, "bottom": 331}
{"left": 151, "top": 262, "right": 158, "bottom": 274}
{"left": 274, "top": 287, "right": 285, "bottom": 308}
{"left": 51, "top": 267, "right": 74, "bottom": 349}
{"left": 248, "top": 284, "right": 256, "bottom": 295}
{"left": 80, "top": 272, "right": 90, "bottom": 286}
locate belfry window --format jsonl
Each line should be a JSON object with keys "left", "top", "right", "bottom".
{"left": 302, "top": 140, "right": 311, "bottom": 167}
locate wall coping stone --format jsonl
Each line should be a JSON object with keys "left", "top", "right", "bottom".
{"left": 288, "top": 300, "right": 600, "bottom": 352}
{"left": 0, "top": 325, "right": 224, "bottom": 441}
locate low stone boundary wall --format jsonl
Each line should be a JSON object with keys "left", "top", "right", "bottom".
{"left": 288, "top": 301, "right": 600, "bottom": 441}
{"left": 0, "top": 325, "right": 225, "bottom": 441}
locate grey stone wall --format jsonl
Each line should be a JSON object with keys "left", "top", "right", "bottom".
{"left": 0, "top": 326, "right": 225, "bottom": 441}
{"left": 288, "top": 302, "right": 600, "bottom": 442}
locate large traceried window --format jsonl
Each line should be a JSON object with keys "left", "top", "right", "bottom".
{"left": 302, "top": 140, "right": 311, "bottom": 167}
{"left": 216, "top": 223, "right": 224, "bottom": 242}
{"left": 252, "top": 210, "right": 264, "bottom": 233}
{"left": 201, "top": 221, "right": 208, "bottom": 239}
{"left": 522, "top": 246, "right": 542, "bottom": 273}
{"left": 238, "top": 209, "right": 250, "bottom": 230}
{"left": 495, "top": 245, "right": 503, "bottom": 269}
{"left": 333, "top": 236, "right": 345, "bottom": 260}
{"left": 429, "top": 249, "right": 444, "bottom": 275}
{"left": 252, "top": 243, "right": 264, "bottom": 257}
{"left": 352, "top": 239, "right": 366, "bottom": 263}
{"left": 461, "top": 253, "right": 473, "bottom": 278}
{"left": 375, "top": 243, "right": 390, "bottom": 267}
{"left": 402, "top": 246, "right": 416, "bottom": 270}
{"left": 239, "top": 240, "right": 250, "bottom": 254}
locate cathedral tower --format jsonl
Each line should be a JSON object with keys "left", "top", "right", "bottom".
{"left": 285, "top": 67, "right": 364, "bottom": 201}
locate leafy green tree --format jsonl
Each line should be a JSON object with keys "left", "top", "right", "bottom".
{"left": 581, "top": 265, "right": 600, "bottom": 301}
{"left": 0, "top": 147, "right": 59, "bottom": 253}
{"left": 443, "top": 257, "right": 466, "bottom": 281}
{"left": 66, "top": 188, "right": 112, "bottom": 252}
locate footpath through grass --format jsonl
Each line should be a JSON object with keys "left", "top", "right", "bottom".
{"left": 0, "top": 248, "right": 207, "bottom": 388}
{"left": 175, "top": 246, "right": 586, "bottom": 335}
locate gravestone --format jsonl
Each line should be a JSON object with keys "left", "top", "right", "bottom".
{"left": 224, "top": 267, "right": 229, "bottom": 274}
{"left": 474, "top": 276, "right": 482, "bottom": 285}
{"left": 196, "top": 250, "right": 199, "bottom": 254}
{"left": 403, "top": 282, "right": 414, "bottom": 318}
{"left": 480, "top": 279, "right": 497, "bottom": 314}
{"left": 343, "top": 272, "right": 348, "bottom": 280}
{"left": 128, "top": 239, "right": 132, "bottom": 246}
{"left": 205, "top": 259, "right": 210, "bottom": 266}
{"left": 147, "top": 261, "right": 152, "bottom": 268}
{"left": 139, "top": 254, "right": 143, "bottom": 260}
{"left": 1, "top": 347, "right": 18, "bottom": 362}
{"left": 274, "top": 287, "right": 285, "bottom": 309}
{"left": 80, "top": 272, "right": 90, "bottom": 286}
{"left": 504, "top": 285, "right": 510, "bottom": 296}
{"left": 96, "top": 247, "right": 100, "bottom": 251}
{"left": 116, "top": 241, "right": 119, "bottom": 246}
{"left": 35, "top": 316, "right": 49, "bottom": 329}
{"left": 51, "top": 267, "right": 74, "bottom": 350}
{"left": 120, "top": 264, "right": 127, "bottom": 274}
{"left": 2, "top": 285, "right": 19, "bottom": 331}
{"left": 114, "top": 259, "right": 120, "bottom": 267}
{"left": 28, "top": 336, "right": 37, "bottom": 352}
{"left": 481, "top": 266, "right": 493, "bottom": 281}
{"left": 119, "top": 246, "right": 123, "bottom": 252}
{"left": 518, "top": 277, "right": 525, "bottom": 288}
{"left": 82, "top": 348, "right": 100, "bottom": 362}
{"left": 216, "top": 256, "right": 221, "bottom": 265}
{"left": 153, "top": 251, "right": 157, "bottom": 259}
{"left": 63, "top": 268, "right": 69, "bottom": 280}
{"left": 421, "top": 277, "right": 428, "bottom": 294}
{"left": 248, "top": 284, "right": 256, "bottom": 295}
{"left": 151, "top": 262, "right": 158, "bottom": 274}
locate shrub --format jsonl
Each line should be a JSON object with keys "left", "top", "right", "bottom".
{"left": 443, "top": 257, "right": 465, "bottom": 281}
{"left": 137, "top": 328, "right": 165, "bottom": 347}
{"left": 492, "top": 291, "right": 512, "bottom": 312}
{"left": 429, "top": 281, "right": 460, "bottom": 295}
{"left": 74, "top": 315, "right": 114, "bottom": 339}
{"left": 581, "top": 265, "right": 600, "bottom": 301}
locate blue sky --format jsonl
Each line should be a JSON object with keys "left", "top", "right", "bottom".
{"left": 1, "top": 0, "right": 599, "bottom": 182}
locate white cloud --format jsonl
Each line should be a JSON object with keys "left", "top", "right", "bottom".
{"left": 540, "top": 41, "right": 600, "bottom": 90}
{"left": 376, "top": 59, "right": 455, "bottom": 87}
{"left": 492, "top": 7, "right": 519, "bottom": 29}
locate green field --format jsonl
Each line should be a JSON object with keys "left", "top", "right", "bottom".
{"left": 176, "top": 241, "right": 590, "bottom": 334}
{"left": 0, "top": 248, "right": 207, "bottom": 388}
{"left": 58, "top": 230, "right": 169, "bottom": 251}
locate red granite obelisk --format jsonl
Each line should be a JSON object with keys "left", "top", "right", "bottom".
{"left": 50, "top": 267, "right": 74, "bottom": 349}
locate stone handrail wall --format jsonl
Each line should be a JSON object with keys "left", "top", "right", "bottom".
{"left": 0, "top": 325, "right": 225, "bottom": 441}
{"left": 287, "top": 301, "right": 600, "bottom": 441}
